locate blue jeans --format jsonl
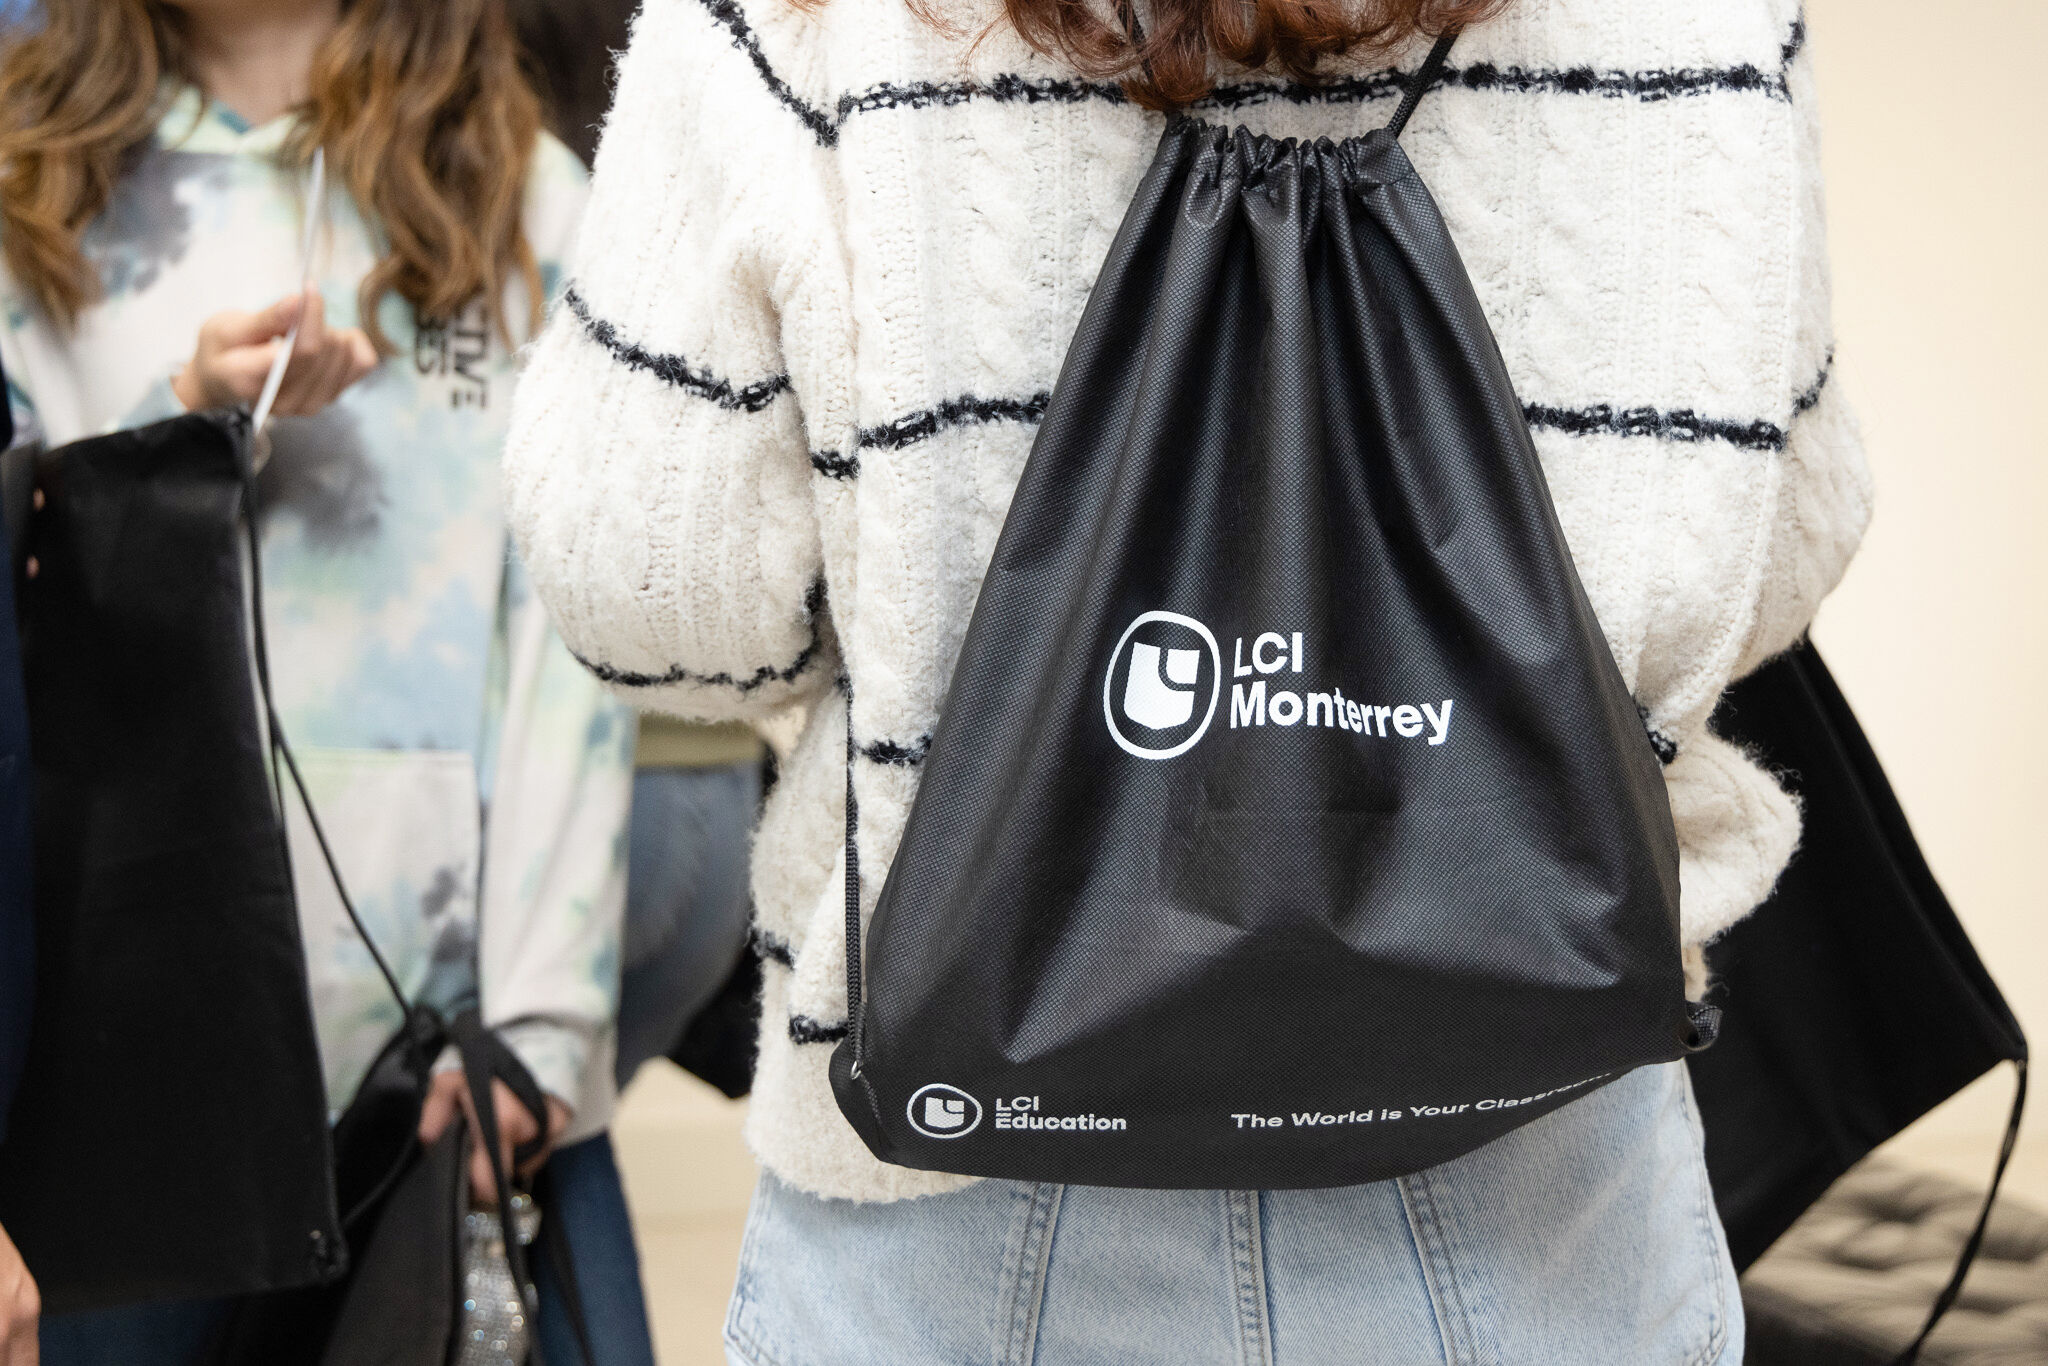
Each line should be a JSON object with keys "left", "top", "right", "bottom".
{"left": 532, "top": 762, "right": 759, "bottom": 1363}
{"left": 616, "top": 763, "right": 760, "bottom": 1087}
{"left": 724, "top": 1062, "right": 1741, "bottom": 1366}
{"left": 536, "top": 1132, "right": 657, "bottom": 1366}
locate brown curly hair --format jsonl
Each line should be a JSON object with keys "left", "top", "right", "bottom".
{"left": 0, "top": 0, "right": 544, "bottom": 351}
{"left": 1000, "top": 0, "right": 1506, "bottom": 110}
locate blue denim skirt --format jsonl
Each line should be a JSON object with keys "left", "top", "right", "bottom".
{"left": 723, "top": 1062, "right": 1740, "bottom": 1365}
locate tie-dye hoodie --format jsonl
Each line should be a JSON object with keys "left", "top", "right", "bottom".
{"left": 0, "top": 88, "right": 635, "bottom": 1142}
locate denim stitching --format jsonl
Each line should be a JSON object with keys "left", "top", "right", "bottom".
{"left": 1678, "top": 1075, "right": 1734, "bottom": 1366}
{"left": 720, "top": 1330, "right": 777, "bottom": 1366}
{"left": 996, "top": 1183, "right": 1063, "bottom": 1366}
{"left": 1398, "top": 1170, "right": 1480, "bottom": 1365}
{"left": 993, "top": 1184, "right": 1032, "bottom": 1365}
{"left": 1224, "top": 1191, "right": 1275, "bottom": 1366}
{"left": 721, "top": 1182, "right": 786, "bottom": 1366}
{"left": 1391, "top": 1177, "right": 1456, "bottom": 1366}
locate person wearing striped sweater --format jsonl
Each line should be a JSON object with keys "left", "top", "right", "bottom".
{"left": 507, "top": 0, "right": 1866, "bottom": 1357}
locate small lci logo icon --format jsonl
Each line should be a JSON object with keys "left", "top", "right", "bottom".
{"left": 1103, "top": 611, "right": 1222, "bottom": 761}
{"left": 907, "top": 1084, "right": 983, "bottom": 1140}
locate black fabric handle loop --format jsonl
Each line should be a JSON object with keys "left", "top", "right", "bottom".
{"left": 1682, "top": 1001, "right": 1722, "bottom": 1053}
{"left": 449, "top": 1009, "right": 552, "bottom": 1170}
{"left": 1892, "top": 1056, "right": 2029, "bottom": 1365}
{"left": 1386, "top": 30, "right": 1459, "bottom": 138}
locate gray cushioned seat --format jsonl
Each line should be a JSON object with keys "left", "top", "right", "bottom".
{"left": 1743, "top": 1158, "right": 2048, "bottom": 1365}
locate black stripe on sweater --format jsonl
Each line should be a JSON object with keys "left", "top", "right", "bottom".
{"left": 567, "top": 289, "right": 790, "bottom": 413}
{"left": 1523, "top": 355, "right": 1833, "bottom": 454}
{"left": 575, "top": 580, "right": 827, "bottom": 691}
{"left": 755, "top": 929, "right": 797, "bottom": 969}
{"left": 810, "top": 393, "right": 1052, "bottom": 479}
{"left": 1201, "top": 25, "right": 1804, "bottom": 115}
{"left": 805, "top": 358, "right": 1834, "bottom": 486}
{"left": 860, "top": 733, "right": 932, "bottom": 767}
{"left": 575, "top": 634, "right": 819, "bottom": 691}
{"left": 811, "top": 448, "right": 861, "bottom": 479}
{"left": 837, "top": 73, "right": 1126, "bottom": 123}
{"left": 1792, "top": 349, "right": 1833, "bottom": 416}
{"left": 693, "top": 0, "right": 1807, "bottom": 148}
{"left": 788, "top": 1015, "right": 849, "bottom": 1045}
{"left": 1521, "top": 402, "right": 1785, "bottom": 453}
{"left": 698, "top": 0, "right": 839, "bottom": 145}
{"left": 859, "top": 393, "right": 1052, "bottom": 452}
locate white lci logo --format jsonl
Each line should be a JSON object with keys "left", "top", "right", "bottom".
{"left": 907, "top": 1084, "right": 983, "bottom": 1139}
{"left": 1104, "top": 611, "right": 1222, "bottom": 760}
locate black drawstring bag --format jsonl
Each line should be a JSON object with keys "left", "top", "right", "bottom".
{"left": 1688, "top": 640, "right": 2027, "bottom": 1363}
{"left": 832, "top": 36, "right": 1710, "bottom": 1189}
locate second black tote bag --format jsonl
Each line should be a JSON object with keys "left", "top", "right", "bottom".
{"left": 1691, "top": 642, "right": 2027, "bottom": 1273}
{"left": 0, "top": 412, "right": 344, "bottom": 1311}
{"left": 832, "top": 36, "right": 1709, "bottom": 1189}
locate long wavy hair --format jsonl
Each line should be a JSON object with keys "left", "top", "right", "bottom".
{"left": 0, "top": 0, "right": 544, "bottom": 351}
{"left": 991, "top": 0, "right": 1508, "bottom": 109}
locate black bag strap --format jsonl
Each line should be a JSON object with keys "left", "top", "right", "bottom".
{"left": 1892, "top": 1057, "right": 2029, "bottom": 1365}
{"left": 449, "top": 1009, "right": 553, "bottom": 1171}
{"left": 237, "top": 439, "right": 409, "bottom": 1015}
{"left": 1386, "top": 30, "right": 1459, "bottom": 138}
{"left": 842, "top": 679, "right": 864, "bottom": 1073}
{"left": 447, "top": 1008, "right": 597, "bottom": 1366}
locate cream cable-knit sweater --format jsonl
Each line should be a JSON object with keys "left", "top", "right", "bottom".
{"left": 506, "top": 0, "right": 1871, "bottom": 1201}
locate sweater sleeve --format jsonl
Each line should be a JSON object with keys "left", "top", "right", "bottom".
{"left": 1730, "top": 21, "right": 1873, "bottom": 681}
{"left": 476, "top": 555, "right": 636, "bottom": 1130}
{"left": 502, "top": 0, "right": 844, "bottom": 725}
{"left": 1635, "top": 22, "right": 1871, "bottom": 965}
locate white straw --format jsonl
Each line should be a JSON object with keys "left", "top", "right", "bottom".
{"left": 250, "top": 146, "right": 326, "bottom": 435}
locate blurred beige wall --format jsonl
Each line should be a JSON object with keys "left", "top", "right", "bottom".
{"left": 1805, "top": 0, "right": 2045, "bottom": 1179}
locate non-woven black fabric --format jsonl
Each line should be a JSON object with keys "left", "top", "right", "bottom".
{"left": 831, "top": 97, "right": 1696, "bottom": 1189}
{"left": 1689, "top": 643, "right": 2027, "bottom": 1272}
{"left": 315, "top": 1118, "right": 464, "bottom": 1366}
{"left": 0, "top": 413, "right": 342, "bottom": 1312}
{"left": 235, "top": 1010, "right": 568, "bottom": 1366}
{"left": 666, "top": 946, "right": 762, "bottom": 1100}
{"left": 216, "top": 1006, "right": 445, "bottom": 1364}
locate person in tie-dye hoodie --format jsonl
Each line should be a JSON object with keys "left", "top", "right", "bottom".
{"left": 0, "top": 1, "right": 641, "bottom": 1359}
